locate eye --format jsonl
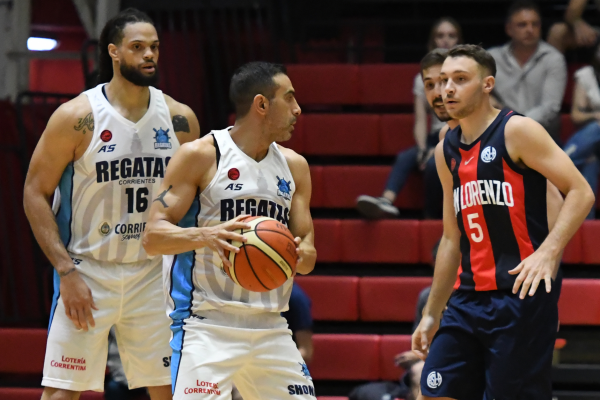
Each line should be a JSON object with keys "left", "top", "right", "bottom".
{"left": 426, "top": 83, "right": 434, "bottom": 90}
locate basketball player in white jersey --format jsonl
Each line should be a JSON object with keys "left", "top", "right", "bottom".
{"left": 143, "top": 61, "right": 317, "bottom": 399}
{"left": 23, "top": 9, "right": 200, "bottom": 400}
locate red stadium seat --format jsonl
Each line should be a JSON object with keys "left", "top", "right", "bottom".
{"left": 0, "top": 388, "right": 104, "bottom": 400}
{"left": 558, "top": 279, "right": 600, "bottom": 325}
{"left": 380, "top": 114, "right": 416, "bottom": 155}
{"left": 340, "top": 220, "right": 420, "bottom": 263}
{"left": 560, "top": 113, "right": 576, "bottom": 145}
{"left": 359, "top": 277, "right": 432, "bottom": 321}
{"left": 563, "top": 227, "right": 582, "bottom": 264}
{"left": 303, "top": 114, "right": 380, "bottom": 155}
{"left": 319, "top": 166, "right": 423, "bottom": 209}
{"left": 379, "top": 335, "right": 413, "bottom": 380}
{"left": 287, "top": 65, "right": 359, "bottom": 105}
{"left": 0, "top": 329, "right": 46, "bottom": 374}
{"left": 313, "top": 219, "right": 342, "bottom": 262}
{"left": 419, "top": 220, "right": 443, "bottom": 264}
{"left": 311, "top": 334, "right": 380, "bottom": 380}
{"left": 358, "top": 64, "right": 421, "bottom": 106}
{"left": 309, "top": 166, "right": 324, "bottom": 208}
{"left": 582, "top": 221, "right": 600, "bottom": 264}
{"left": 295, "top": 276, "right": 359, "bottom": 321}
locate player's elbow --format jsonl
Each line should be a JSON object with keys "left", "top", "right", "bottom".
{"left": 142, "top": 223, "right": 160, "bottom": 256}
{"left": 583, "top": 184, "right": 596, "bottom": 214}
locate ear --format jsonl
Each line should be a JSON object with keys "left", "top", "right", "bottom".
{"left": 108, "top": 43, "right": 119, "bottom": 62}
{"left": 483, "top": 76, "right": 495, "bottom": 94}
{"left": 252, "top": 94, "right": 269, "bottom": 117}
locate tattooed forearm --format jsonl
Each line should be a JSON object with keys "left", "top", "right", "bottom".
{"left": 153, "top": 185, "right": 173, "bottom": 208}
{"left": 172, "top": 115, "right": 190, "bottom": 133}
{"left": 74, "top": 112, "right": 94, "bottom": 134}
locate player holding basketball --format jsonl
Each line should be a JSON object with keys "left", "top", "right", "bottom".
{"left": 143, "top": 61, "right": 317, "bottom": 399}
{"left": 412, "top": 44, "right": 594, "bottom": 400}
{"left": 23, "top": 9, "right": 199, "bottom": 400}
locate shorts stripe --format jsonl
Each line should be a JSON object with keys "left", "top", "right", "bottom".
{"left": 47, "top": 270, "right": 61, "bottom": 334}
{"left": 170, "top": 328, "right": 186, "bottom": 394}
{"left": 56, "top": 162, "right": 75, "bottom": 247}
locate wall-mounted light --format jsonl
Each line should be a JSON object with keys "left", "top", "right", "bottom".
{"left": 27, "top": 37, "right": 58, "bottom": 51}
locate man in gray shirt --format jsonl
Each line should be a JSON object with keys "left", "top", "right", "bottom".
{"left": 489, "top": 0, "right": 567, "bottom": 141}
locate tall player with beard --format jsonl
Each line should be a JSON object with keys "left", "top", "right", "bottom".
{"left": 412, "top": 44, "right": 593, "bottom": 400}
{"left": 23, "top": 9, "right": 199, "bottom": 400}
{"left": 143, "top": 62, "right": 317, "bottom": 399}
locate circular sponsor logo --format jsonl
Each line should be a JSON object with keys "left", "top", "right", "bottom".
{"left": 100, "top": 130, "right": 112, "bottom": 142}
{"left": 427, "top": 371, "right": 442, "bottom": 389}
{"left": 228, "top": 168, "right": 240, "bottom": 180}
{"left": 99, "top": 222, "right": 111, "bottom": 236}
{"left": 481, "top": 146, "right": 496, "bottom": 163}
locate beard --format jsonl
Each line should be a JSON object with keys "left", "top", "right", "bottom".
{"left": 120, "top": 62, "right": 160, "bottom": 87}
{"left": 432, "top": 99, "right": 452, "bottom": 122}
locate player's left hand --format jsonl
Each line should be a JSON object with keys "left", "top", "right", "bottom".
{"left": 508, "top": 248, "right": 556, "bottom": 299}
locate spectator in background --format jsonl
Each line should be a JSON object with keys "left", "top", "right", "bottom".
{"left": 356, "top": 20, "right": 462, "bottom": 219}
{"left": 563, "top": 41, "right": 600, "bottom": 218}
{"left": 488, "top": 0, "right": 567, "bottom": 142}
{"left": 547, "top": 0, "right": 599, "bottom": 54}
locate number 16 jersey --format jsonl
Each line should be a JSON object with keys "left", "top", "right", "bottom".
{"left": 53, "top": 84, "right": 180, "bottom": 263}
{"left": 442, "top": 108, "right": 549, "bottom": 291}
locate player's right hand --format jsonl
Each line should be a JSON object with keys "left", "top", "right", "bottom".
{"left": 412, "top": 315, "right": 439, "bottom": 361}
{"left": 60, "top": 270, "right": 98, "bottom": 332}
{"left": 200, "top": 215, "right": 251, "bottom": 269}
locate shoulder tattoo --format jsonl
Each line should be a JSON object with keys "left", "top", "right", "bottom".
{"left": 172, "top": 115, "right": 190, "bottom": 133}
{"left": 74, "top": 112, "right": 94, "bottom": 134}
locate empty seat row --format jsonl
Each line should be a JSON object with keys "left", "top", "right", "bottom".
{"left": 286, "top": 64, "right": 420, "bottom": 106}
{"left": 0, "top": 388, "right": 103, "bottom": 400}
{"left": 312, "top": 219, "right": 596, "bottom": 264}
{"left": 295, "top": 276, "right": 600, "bottom": 326}
{"left": 310, "top": 334, "right": 412, "bottom": 381}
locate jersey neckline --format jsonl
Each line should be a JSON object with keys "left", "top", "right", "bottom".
{"left": 97, "top": 83, "right": 157, "bottom": 129}
{"left": 222, "top": 126, "right": 274, "bottom": 166}
{"left": 456, "top": 108, "right": 510, "bottom": 151}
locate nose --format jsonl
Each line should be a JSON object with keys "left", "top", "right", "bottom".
{"left": 293, "top": 100, "right": 301, "bottom": 116}
{"left": 143, "top": 47, "right": 155, "bottom": 60}
{"left": 444, "top": 80, "right": 455, "bottom": 95}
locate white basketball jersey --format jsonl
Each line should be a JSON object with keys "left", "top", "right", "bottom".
{"left": 165, "top": 128, "right": 295, "bottom": 322}
{"left": 54, "top": 84, "right": 180, "bottom": 264}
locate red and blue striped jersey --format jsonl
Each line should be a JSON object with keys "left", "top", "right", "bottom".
{"left": 443, "top": 108, "right": 549, "bottom": 291}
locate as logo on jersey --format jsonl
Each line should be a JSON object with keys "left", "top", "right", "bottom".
{"left": 276, "top": 176, "right": 292, "bottom": 200}
{"left": 153, "top": 127, "right": 172, "bottom": 149}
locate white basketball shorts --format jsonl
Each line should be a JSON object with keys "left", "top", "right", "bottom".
{"left": 42, "top": 254, "right": 172, "bottom": 392}
{"left": 172, "top": 310, "right": 316, "bottom": 399}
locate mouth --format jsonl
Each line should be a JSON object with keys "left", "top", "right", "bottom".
{"left": 141, "top": 63, "right": 156, "bottom": 73}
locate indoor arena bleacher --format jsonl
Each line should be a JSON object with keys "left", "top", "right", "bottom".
{"left": 3, "top": 1, "right": 600, "bottom": 399}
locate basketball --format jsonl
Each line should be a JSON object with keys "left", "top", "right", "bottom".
{"left": 223, "top": 216, "right": 298, "bottom": 292}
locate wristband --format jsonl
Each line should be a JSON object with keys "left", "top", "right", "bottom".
{"left": 58, "top": 267, "right": 76, "bottom": 277}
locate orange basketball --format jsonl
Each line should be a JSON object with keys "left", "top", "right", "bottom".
{"left": 223, "top": 216, "right": 298, "bottom": 292}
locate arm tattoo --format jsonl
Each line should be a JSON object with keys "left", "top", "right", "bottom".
{"left": 74, "top": 112, "right": 94, "bottom": 134}
{"left": 153, "top": 185, "right": 173, "bottom": 208}
{"left": 172, "top": 115, "right": 190, "bottom": 133}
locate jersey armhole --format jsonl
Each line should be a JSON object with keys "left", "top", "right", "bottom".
{"left": 501, "top": 113, "right": 530, "bottom": 175}
{"left": 213, "top": 134, "right": 221, "bottom": 168}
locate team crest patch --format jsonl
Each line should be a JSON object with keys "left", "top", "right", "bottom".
{"left": 427, "top": 371, "right": 442, "bottom": 389}
{"left": 276, "top": 176, "right": 292, "bottom": 200}
{"left": 99, "top": 222, "right": 111, "bottom": 236}
{"left": 153, "top": 127, "right": 172, "bottom": 149}
{"left": 481, "top": 146, "right": 496, "bottom": 163}
{"left": 451, "top": 158, "right": 456, "bottom": 171}
{"left": 299, "top": 362, "right": 312, "bottom": 380}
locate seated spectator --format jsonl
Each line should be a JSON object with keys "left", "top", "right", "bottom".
{"left": 488, "top": 0, "right": 567, "bottom": 142}
{"left": 547, "top": 0, "right": 600, "bottom": 54}
{"left": 356, "top": 23, "right": 462, "bottom": 219}
{"left": 232, "top": 283, "right": 313, "bottom": 400}
{"left": 348, "top": 241, "right": 439, "bottom": 400}
{"left": 563, "top": 42, "right": 600, "bottom": 218}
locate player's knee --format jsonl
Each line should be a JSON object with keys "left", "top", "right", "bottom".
{"left": 41, "top": 387, "right": 80, "bottom": 400}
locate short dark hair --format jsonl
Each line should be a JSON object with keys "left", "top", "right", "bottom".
{"left": 229, "top": 61, "right": 287, "bottom": 118}
{"left": 506, "top": 0, "right": 540, "bottom": 22}
{"left": 97, "top": 8, "right": 154, "bottom": 84}
{"left": 420, "top": 48, "right": 449, "bottom": 76}
{"left": 447, "top": 44, "right": 497, "bottom": 78}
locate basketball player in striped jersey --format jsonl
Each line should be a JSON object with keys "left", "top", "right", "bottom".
{"left": 412, "top": 44, "right": 594, "bottom": 400}
{"left": 143, "top": 61, "right": 317, "bottom": 399}
{"left": 23, "top": 9, "right": 199, "bottom": 400}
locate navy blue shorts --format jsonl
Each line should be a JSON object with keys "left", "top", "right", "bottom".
{"left": 421, "top": 279, "right": 560, "bottom": 400}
